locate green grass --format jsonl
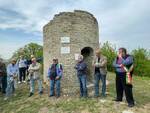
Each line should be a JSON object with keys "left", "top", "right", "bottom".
{"left": 0, "top": 72, "right": 150, "bottom": 113}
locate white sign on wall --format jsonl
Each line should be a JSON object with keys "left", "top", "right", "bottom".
{"left": 75, "top": 53, "right": 80, "bottom": 60}
{"left": 61, "top": 47, "right": 70, "bottom": 54}
{"left": 61, "top": 37, "right": 70, "bottom": 43}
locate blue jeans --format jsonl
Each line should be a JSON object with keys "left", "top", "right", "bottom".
{"left": 50, "top": 79, "right": 61, "bottom": 96}
{"left": 30, "top": 78, "right": 42, "bottom": 93}
{"left": 94, "top": 72, "right": 106, "bottom": 96}
{"left": 6, "top": 77, "right": 15, "bottom": 97}
{"left": 78, "top": 75, "right": 87, "bottom": 97}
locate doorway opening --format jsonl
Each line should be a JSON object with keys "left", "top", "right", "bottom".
{"left": 81, "top": 47, "right": 94, "bottom": 82}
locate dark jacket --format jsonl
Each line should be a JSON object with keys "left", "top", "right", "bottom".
{"left": 0, "top": 62, "right": 6, "bottom": 76}
{"left": 113, "top": 55, "right": 134, "bottom": 73}
{"left": 75, "top": 61, "right": 87, "bottom": 76}
{"left": 92, "top": 55, "right": 107, "bottom": 75}
{"left": 48, "top": 63, "right": 63, "bottom": 80}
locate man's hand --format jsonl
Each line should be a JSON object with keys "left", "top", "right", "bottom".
{"left": 95, "top": 63, "right": 100, "bottom": 67}
{"left": 29, "top": 70, "right": 34, "bottom": 73}
{"left": 127, "top": 72, "right": 130, "bottom": 75}
{"left": 118, "top": 53, "right": 122, "bottom": 58}
{"left": 55, "top": 76, "right": 60, "bottom": 80}
{"left": 47, "top": 78, "right": 50, "bottom": 82}
{"left": 13, "top": 74, "right": 17, "bottom": 79}
{"left": 119, "top": 64, "right": 124, "bottom": 68}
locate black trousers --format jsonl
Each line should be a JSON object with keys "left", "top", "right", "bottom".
{"left": 19, "top": 67, "right": 26, "bottom": 82}
{"left": 0, "top": 76, "right": 7, "bottom": 93}
{"left": 116, "top": 72, "right": 134, "bottom": 105}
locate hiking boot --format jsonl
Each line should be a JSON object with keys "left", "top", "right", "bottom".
{"left": 18, "top": 81, "right": 21, "bottom": 84}
{"left": 28, "top": 92, "right": 34, "bottom": 97}
{"left": 113, "top": 99, "right": 122, "bottom": 102}
{"left": 49, "top": 95, "right": 54, "bottom": 97}
{"left": 128, "top": 103, "right": 135, "bottom": 107}
{"left": 4, "top": 97, "right": 8, "bottom": 101}
{"left": 94, "top": 95, "right": 100, "bottom": 98}
{"left": 2, "top": 91, "right": 6, "bottom": 94}
{"left": 39, "top": 91, "right": 43, "bottom": 95}
{"left": 56, "top": 95, "right": 60, "bottom": 98}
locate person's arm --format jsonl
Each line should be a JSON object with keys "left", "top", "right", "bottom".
{"left": 28, "top": 65, "right": 31, "bottom": 71}
{"left": 128, "top": 64, "right": 134, "bottom": 73}
{"left": 113, "top": 58, "right": 121, "bottom": 68}
{"left": 47, "top": 64, "right": 52, "bottom": 78}
{"left": 57, "top": 67, "right": 63, "bottom": 77}
{"left": 7, "top": 65, "right": 13, "bottom": 76}
{"left": 24, "top": 59, "right": 28, "bottom": 67}
{"left": 78, "top": 63, "right": 87, "bottom": 71}
{"left": 32, "top": 63, "right": 41, "bottom": 71}
{"left": 99, "top": 56, "right": 107, "bottom": 67}
{"left": 2, "top": 64, "right": 6, "bottom": 75}
{"left": 122, "top": 56, "right": 133, "bottom": 66}
{"left": 47, "top": 68, "right": 51, "bottom": 78}
{"left": 74, "top": 63, "right": 78, "bottom": 70}
{"left": 28, "top": 65, "right": 34, "bottom": 73}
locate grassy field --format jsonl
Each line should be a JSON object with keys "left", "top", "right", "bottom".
{"left": 0, "top": 72, "right": 150, "bottom": 113}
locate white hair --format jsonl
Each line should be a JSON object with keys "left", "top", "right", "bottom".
{"left": 78, "top": 55, "right": 84, "bottom": 60}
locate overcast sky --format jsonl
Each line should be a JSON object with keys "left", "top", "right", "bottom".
{"left": 0, "top": 0, "right": 150, "bottom": 59}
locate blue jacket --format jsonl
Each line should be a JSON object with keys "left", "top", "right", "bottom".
{"left": 47, "top": 63, "right": 63, "bottom": 80}
{"left": 7, "top": 63, "right": 18, "bottom": 78}
{"left": 113, "top": 55, "right": 134, "bottom": 73}
{"left": 75, "top": 61, "right": 87, "bottom": 76}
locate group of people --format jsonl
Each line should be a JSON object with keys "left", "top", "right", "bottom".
{"left": 0, "top": 55, "right": 43, "bottom": 100}
{"left": 75, "top": 48, "right": 135, "bottom": 107}
{"left": 0, "top": 47, "right": 135, "bottom": 107}
{"left": 46, "top": 48, "right": 135, "bottom": 107}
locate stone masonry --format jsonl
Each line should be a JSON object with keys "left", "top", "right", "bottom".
{"left": 43, "top": 10, "right": 99, "bottom": 94}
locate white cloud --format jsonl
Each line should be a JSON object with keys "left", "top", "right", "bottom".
{"left": 0, "top": 0, "right": 150, "bottom": 35}
{"left": 0, "top": 42, "right": 25, "bottom": 59}
{"left": 0, "top": 0, "right": 150, "bottom": 59}
{"left": 0, "top": 0, "right": 51, "bottom": 33}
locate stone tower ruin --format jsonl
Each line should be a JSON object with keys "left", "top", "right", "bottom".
{"left": 43, "top": 10, "right": 99, "bottom": 93}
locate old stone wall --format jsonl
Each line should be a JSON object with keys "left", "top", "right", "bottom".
{"left": 43, "top": 10, "right": 99, "bottom": 94}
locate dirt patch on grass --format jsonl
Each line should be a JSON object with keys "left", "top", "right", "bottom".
{"left": 38, "top": 107, "right": 49, "bottom": 113}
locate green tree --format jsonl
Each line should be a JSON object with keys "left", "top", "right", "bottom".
{"left": 100, "top": 41, "right": 117, "bottom": 72}
{"left": 11, "top": 43, "right": 43, "bottom": 60}
{"left": 131, "top": 48, "right": 150, "bottom": 77}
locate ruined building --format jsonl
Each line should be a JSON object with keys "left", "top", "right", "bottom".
{"left": 43, "top": 10, "right": 99, "bottom": 93}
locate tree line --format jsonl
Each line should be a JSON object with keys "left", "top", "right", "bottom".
{"left": 101, "top": 41, "right": 150, "bottom": 77}
{"left": 7, "top": 42, "right": 150, "bottom": 77}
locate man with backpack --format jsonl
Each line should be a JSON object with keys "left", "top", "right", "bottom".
{"left": 47, "top": 58, "right": 63, "bottom": 98}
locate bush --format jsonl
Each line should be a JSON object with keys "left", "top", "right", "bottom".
{"left": 131, "top": 48, "right": 150, "bottom": 77}
{"left": 100, "top": 41, "right": 117, "bottom": 72}
{"left": 11, "top": 43, "right": 43, "bottom": 61}
{"left": 101, "top": 42, "right": 150, "bottom": 77}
